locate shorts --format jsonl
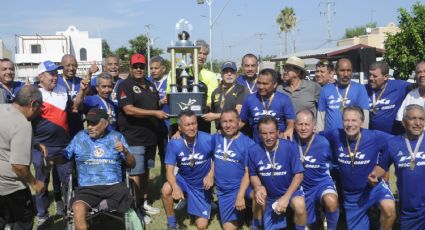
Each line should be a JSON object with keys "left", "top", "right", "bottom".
{"left": 263, "top": 189, "right": 305, "bottom": 230}
{"left": 71, "top": 183, "right": 132, "bottom": 213}
{"left": 0, "top": 188, "right": 35, "bottom": 226}
{"left": 344, "top": 180, "right": 394, "bottom": 230}
{"left": 176, "top": 174, "right": 212, "bottom": 219}
{"left": 304, "top": 180, "right": 337, "bottom": 225}
{"left": 400, "top": 209, "right": 425, "bottom": 230}
{"left": 216, "top": 186, "right": 253, "bottom": 224}
{"left": 127, "top": 145, "right": 155, "bottom": 175}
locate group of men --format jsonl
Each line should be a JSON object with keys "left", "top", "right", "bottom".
{"left": 0, "top": 37, "right": 425, "bottom": 230}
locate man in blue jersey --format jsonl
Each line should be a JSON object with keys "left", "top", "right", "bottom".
{"left": 249, "top": 116, "right": 306, "bottom": 230}
{"left": 65, "top": 108, "right": 135, "bottom": 230}
{"left": 73, "top": 72, "right": 117, "bottom": 130}
{"left": 321, "top": 106, "right": 396, "bottom": 230}
{"left": 317, "top": 58, "right": 369, "bottom": 131}
{"left": 147, "top": 56, "right": 169, "bottom": 179}
{"left": 366, "top": 61, "right": 411, "bottom": 134}
{"left": 236, "top": 53, "right": 258, "bottom": 94}
{"left": 240, "top": 68, "right": 296, "bottom": 143}
{"left": 213, "top": 109, "right": 261, "bottom": 230}
{"left": 369, "top": 104, "right": 425, "bottom": 230}
{"left": 0, "top": 58, "right": 24, "bottom": 103}
{"left": 295, "top": 110, "right": 339, "bottom": 230}
{"left": 32, "top": 60, "right": 75, "bottom": 226}
{"left": 161, "top": 110, "right": 214, "bottom": 230}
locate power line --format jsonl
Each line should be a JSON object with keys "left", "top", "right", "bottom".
{"left": 319, "top": 0, "right": 336, "bottom": 48}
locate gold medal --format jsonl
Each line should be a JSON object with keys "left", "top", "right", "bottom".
{"left": 190, "top": 158, "right": 195, "bottom": 167}
{"left": 220, "top": 100, "right": 225, "bottom": 110}
{"left": 410, "top": 159, "right": 415, "bottom": 171}
{"left": 223, "top": 152, "right": 228, "bottom": 161}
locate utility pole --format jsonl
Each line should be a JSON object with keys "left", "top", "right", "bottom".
{"left": 319, "top": 0, "right": 335, "bottom": 48}
{"left": 255, "top": 33, "right": 266, "bottom": 59}
{"left": 145, "top": 24, "right": 152, "bottom": 76}
{"left": 224, "top": 44, "right": 235, "bottom": 60}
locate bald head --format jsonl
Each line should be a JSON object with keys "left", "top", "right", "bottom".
{"left": 61, "top": 54, "right": 78, "bottom": 79}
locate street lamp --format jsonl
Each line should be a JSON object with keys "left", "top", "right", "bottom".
{"left": 197, "top": 0, "right": 232, "bottom": 71}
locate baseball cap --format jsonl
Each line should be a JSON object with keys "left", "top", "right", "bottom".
{"left": 131, "top": 53, "right": 146, "bottom": 65}
{"left": 85, "top": 108, "right": 108, "bottom": 124}
{"left": 221, "top": 61, "right": 237, "bottom": 72}
{"left": 36, "top": 60, "right": 63, "bottom": 75}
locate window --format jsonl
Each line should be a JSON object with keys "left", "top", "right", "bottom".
{"left": 31, "top": 44, "right": 41, "bottom": 54}
{"left": 80, "top": 48, "right": 87, "bottom": 61}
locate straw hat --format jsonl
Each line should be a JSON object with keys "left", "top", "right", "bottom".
{"left": 284, "top": 56, "right": 307, "bottom": 76}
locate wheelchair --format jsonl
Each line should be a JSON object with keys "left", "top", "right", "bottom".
{"left": 64, "top": 168, "right": 145, "bottom": 230}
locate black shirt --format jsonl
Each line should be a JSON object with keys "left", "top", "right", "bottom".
{"left": 117, "top": 77, "right": 160, "bottom": 146}
{"left": 211, "top": 83, "right": 246, "bottom": 128}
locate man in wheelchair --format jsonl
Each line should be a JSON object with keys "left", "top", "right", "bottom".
{"left": 64, "top": 108, "right": 136, "bottom": 230}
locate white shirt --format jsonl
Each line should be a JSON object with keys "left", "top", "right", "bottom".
{"left": 396, "top": 88, "right": 425, "bottom": 121}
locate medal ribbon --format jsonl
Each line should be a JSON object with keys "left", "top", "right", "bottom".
{"left": 345, "top": 132, "right": 362, "bottom": 167}
{"left": 372, "top": 82, "right": 387, "bottom": 113}
{"left": 223, "top": 132, "right": 240, "bottom": 160}
{"left": 0, "top": 82, "right": 14, "bottom": 98}
{"left": 298, "top": 134, "right": 315, "bottom": 163}
{"left": 219, "top": 84, "right": 236, "bottom": 109}
{"left": 404, "top": 133, "right": 424, "bottom": 170}
{"left": 336, "top": 83, "right": 351, "bottom": 111}
{"left": 261, "top": 93, "right": 275, "bottom": 113}
{"left": 183, "top": 134, "right": 197, "bottom": 167}
{"left": 245, "top": 78, "right": 257, "bottom": 94}
{"left": 265, "top": 140, "right": 279, "bottom": 177}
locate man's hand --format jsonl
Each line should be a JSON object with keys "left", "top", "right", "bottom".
{"left": 275, "top": 194, "right": 290, "bottom": 214}
{"left": 160, "top": 96, "right": 168, "bottom": 105}
{"left": 171, "top": 131, "right": 181, "bottom": 140}
{"left": 235, "top": 195, "right": 246, "bottom": 211}
{"left": 203, "top": 175, "right": 214, "bottom": 190}
{"left": 38, "top": 143, "right": 48, "bottom": 157}
{"left": 114, "top": 136, "right": 125, "bottom": 153}
{"left": 32, "top": 180, "right": 46, "bottom": 195}
{"left": 201, "top": 112, "right": 219, "bottom": 122}
{"left": 254, "top": 185, "right": 267, "bottom": 206}
{"left": 280, "top": 129, "right": 293, "bottom": 140}
{"left": 171, "top": 185, "right": 185, "bottom": 200}
{"left": 88, "top": 61, "right": 99, "bottom": 75}
{"left": 154, "top": 110, "right": 169, "bottom": 119}
{"left": 368, "top": 172, "right": 380, "bottom": 186}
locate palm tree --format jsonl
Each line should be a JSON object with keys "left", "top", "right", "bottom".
{"left": 276, "top": 7, "right": 297, "bottom": 55}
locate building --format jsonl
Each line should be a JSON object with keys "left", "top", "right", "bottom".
{"left": 0, "top": 40, "right": 12, "bottom": 60}
{"left": 14, "top": 25, "right": 102, "bottom": 82}
{"left": 337, "top": 22, "right": 400, "bottom": 49}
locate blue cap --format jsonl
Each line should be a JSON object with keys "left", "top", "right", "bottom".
{"left": 221, "top": 61, "right": 237, "bottom": 72}
{"left": 36, "top": 60, "right": 63, "bottom": 75}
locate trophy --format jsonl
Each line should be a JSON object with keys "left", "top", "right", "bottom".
{"left": 167, "top": 19, "right": 204, "bottom": 116}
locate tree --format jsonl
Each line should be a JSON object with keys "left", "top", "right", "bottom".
{"left": 128, "top": 35, "right": 162, "bottom": 57}
{"left": 342, "top": 22, "right": 377, "bottom": 39}
{"left": 102, "top": 39, "right": 113, "bottom": 58}
{"left": 385, "top": 2, "right": 425, "bottom": 79}
{"left": 276, "top": 7, "right": 297, "bottom": 55}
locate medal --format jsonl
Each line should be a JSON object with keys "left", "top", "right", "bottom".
{"left": 223, "top": 152, "right": 228, "bottom": 160}
{"left": 219, "top": 84, "right": 235, "bottom": 110}
{"left": 345, "top": 132, "right": 362, "bottom": 167}
{"left": 371, "top": 83, "right": 387, "bottom": 114}
{"left": 190, "top": 158, "right": 195, "bottom": 167}
{"left": 261, "top": 93, "right": 275, "bottom": 113}
{"left": 405, "top": 133, "right": 423, "bottom": 171}
{"left": 183, "top": 135, "right": 197, "bottom": 168}
{"left": 222, "top": 132, "right": 239, "bottom": 161}
{"left": 298, "top": 134, "right": 315, "bottom": 163}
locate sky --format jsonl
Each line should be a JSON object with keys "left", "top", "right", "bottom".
{"left": 0, "top": 0, "right": 420, "bottom": 62}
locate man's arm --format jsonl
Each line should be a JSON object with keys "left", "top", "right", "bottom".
{"left": 203, "top": 159, "right": 214, "bottom": 190}
{"left": 12, "top": 164, "right": 45, "bottom": 194}
{"left": 362, "top": 110, "right": 369, "bottom": 129}
{"left": 166, "top": 165, "right": 184, "bottom": 200}
{"left": 316, "top": 111, "right": 326, "bottom": 132}
{"left": 122, "top": 104, "right": 168, "bottom": 119}
{"left": 250, "top": 175, "right": 267, "bottom": 206}
{"left": 281, "top": 119, "right": 294, "bottom": 140}
{"left": 368, "top": 165, "right": 386, "bottom": 186}
{"left": 235, "top": 167, "right": 250, "bottom": 211}
{"left": 276, "top": 172, "right": 303, "bottom": 213}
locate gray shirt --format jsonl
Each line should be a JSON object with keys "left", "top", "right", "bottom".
{"left": 277, "top": 79, "right": 321, "bottom": 115}
{"left": 0, "top": 88, "right": 6, "bottom": 104}
{"left": 0, "top": 104, "right": 33, "bottom": 195}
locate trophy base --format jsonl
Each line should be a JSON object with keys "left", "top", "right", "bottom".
{"left": 168, "top": 92, "right": 204, "bottom": 117}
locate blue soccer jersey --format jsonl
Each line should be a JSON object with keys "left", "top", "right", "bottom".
{"left": 83, "top": 95, "right": 118, "bottom": 130}
{"left": 321, "top": 129, "right": 392, "bottom": 197}
{"left": 57, "top": 75, "right": 81, "bottom": 101}
{"left": 147, "top": 75, "right": 170, "bottom": 129}
{"left": 90, "top": 77, "right": 123, "bottom": 106}
{"left": 165, "top": 131, "right": 213, "bottom": 189}
{"left": 65, "top": 130, "right": 129, "bottom": 186}
{"left": 248, "top": 139, "right": 304, "bottom": 200}
{"left": 378, "top": 135, "right": 425, "bottom": 229}
{"left": 213, "top": 132, "right": 255, "bottom": 191}
{"left": 240, "top": 92, "right": 295, "bottom": 143}
{"left": 366, "top": 80, "right": 411, "bottom": 134}
{"left": 236, "top": 75, "right": 257, "bottom": 94}
{"left": 295, "top": 134, "right": 333, "bottom": 191}
{"left": 318, "top": 82, "right": 369, "bottom": 130}
{"left": 0, "top": 81, "right": 24, "bottom": 103}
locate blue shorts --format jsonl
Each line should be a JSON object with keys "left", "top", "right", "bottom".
{"left": 216, "top": 186, "right": 253, "bottom": 224}
{"left": 304, "top": 179, "right": 337, "bottom": 225}
{"left": 176, "top": 174, "right": 212, "bottom": 219}
{"left": 264, "top": 189, "right": 304, "bottom": 230}
{"left": 344, "top": 181, "right": 394, "bottom": 230}
{"left": 127, "top": 145, "right": 155, "bottom": 175}
{"left": 400, "top": 209, "right": 425, "bottom": 230}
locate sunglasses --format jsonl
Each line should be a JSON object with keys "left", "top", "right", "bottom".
{"left": 132, "top": 64, "right": 145, "bottom": 70}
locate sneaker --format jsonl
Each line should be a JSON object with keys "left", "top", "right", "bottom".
{"left": 174, "top": 199, "right": 187, "bottom": 211}
{"left": 56, "top": 200, "right": 64, "bottom": 216}
{"left": 143, "top": 201, "right": 160, "bottom": 215}
{"left": 37, "top": 216, "right": 49, "bottom": 227}
{"left": 143, "top": 214, "right": 152, "bottom": 224}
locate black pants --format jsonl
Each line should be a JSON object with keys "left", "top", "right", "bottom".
{"left": 0, "top": 188, "right": 35, "bottom": 230}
